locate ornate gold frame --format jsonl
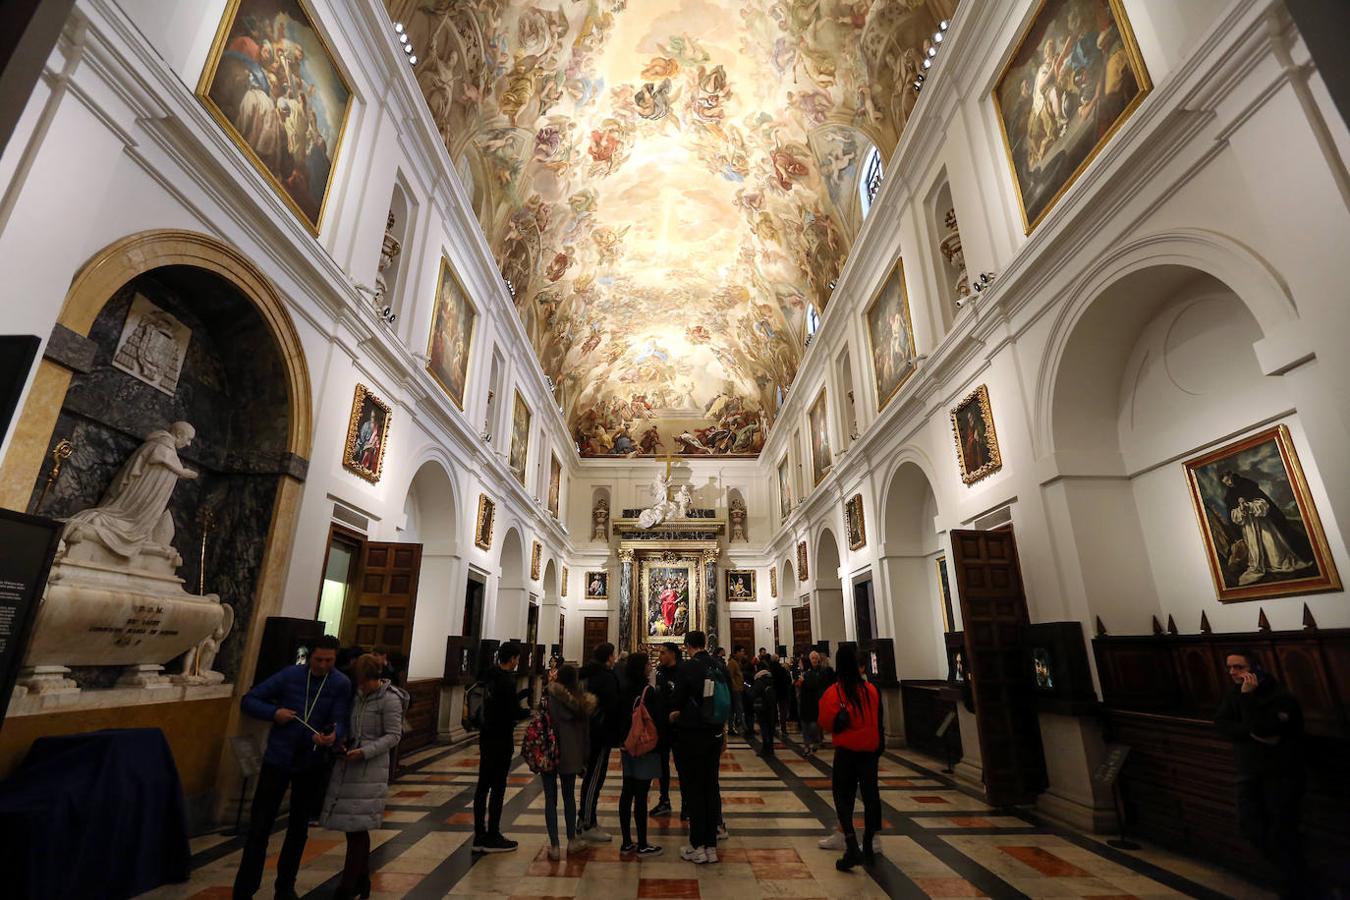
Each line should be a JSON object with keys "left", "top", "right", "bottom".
{"left": 509, "top": 390, "right": 531, "bottom": 486}
{"left": 425, "top": 254, "right": 478, "bottom": 410}
{"left": 726, "top": 569, "right": 756, "bottom": 602}
{"left": 863, "top": 258, "right": 917, "bottom": 411}
{"left": 777, "top": 455, "right": 792, "bottom": 518}
{"left": 769, "top": 567, "right": 778, "bottom": 598}
{"left": 561, "top": 566, "right": 568, "bottom": 597}
{"left": 474, "top": 493, "right": 495, "bottom": 550}
{"left": 637, "top": 554, "right": 703, "bottom": 645}
{"left": 845, "top": 493, "right": 867, "bottom": 550}
{"left": 343, "top": 384, "right": 390, "bottom": 484}
{"left": 1184, "top": 424, "right": 1342, "bottom": 603}
{"left": 195, "top": 0, "right": 354, "bottom": 236}
{"left": 530, "top": 540, "right": 542, "bottom": 581}
{"left": 951, "top": 384, "right": 1002, "bottom": 485}
{"left": 797, "top": 541, "right": 809, "bottom": 581}
{"left": 584, "top": 570, "right": 609, "bottom": 600}
{"left": 808, "top": 388, "right": 832, "bottom": 486}
{"left": 547, "top": 452, "right": 562, "bottom": 519}
{"left": 991, "top": 0, "right": 1153, "bottom": 234}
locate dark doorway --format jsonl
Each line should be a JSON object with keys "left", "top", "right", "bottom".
{"left": 852, "top": 578, "right": 875, "bottom": 643}
{"left": 462, "top": 575, "right": 484, "bottom": 638}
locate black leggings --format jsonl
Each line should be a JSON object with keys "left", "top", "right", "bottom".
{"left": 833, "top": 747, "right": 881, "bottom": 843}
{"left": 619, "top": 775, "right": 651, "bottom": 845}
{"left": 337, "top": 830, "right": 370, "bottom": 892}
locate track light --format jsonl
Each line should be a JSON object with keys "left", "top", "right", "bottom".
{"left": 395, "top": 22, "right": 405, "bottom": 34}
{"left": 971, "top": 272, "right": 997, "bottom": 294}
{"left": 409, "top": 56, "right": 417, "bottom": 66}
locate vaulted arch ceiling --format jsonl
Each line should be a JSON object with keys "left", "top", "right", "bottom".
{"left": 394, "top": 0, "right": 951, "bottom": 456}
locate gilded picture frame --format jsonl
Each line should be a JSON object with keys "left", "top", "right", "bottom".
{"left": 845, "top": 494, "right": 866, "bottom": 550}
{"left": 196, "top": 0, "right": 354, "bottom": 235}
{"left": 992, "top": 0, "right": 1153, "bottom": 234}
{"left": 639, "top": 555, "right": 701, "bottom": 643}
{"left": 474, "top": 494, "right": 495, "bottom": 551}
{"left": 797, "top": 541, "right": 809, "bottom": 581}
{"left": 547, "top": 453, "right": 562, "bottom": 519}
{"left": 1184, "top": 425, "right": 1341, "bottom": 603}
{"left": 778, "top": 455, "right": 793, "bottom": 519}
{"left": 808, "top": 389, "right": 833, "bottom": 487}
{"left": 726, "top": 569, "right": 756, "bottom": 602}
{"left": 936, "top": 555, "right": 955, "bottom": 633}
{"left": 530, "top": 540, "right": 542, "bottom": 581}
{"left": 561, "top": 566, "right": 568, "bottom": 597}
{"left": 426, "top": 255, "right": 477, "bottom": 410}
{"left": 509, "top": 390, "right": 532, "bottom": 486}
{"left": 770, "top": 567, "right": 778, "bottom": 598}
{"left": 863, "top": 258, "right": 918, "bottom": 411}
{"left": 342, "top": 384, "right": 390, "bottom": 483}
{"left": 585, "top": 570, "right": 609, "bottom": 600}
{"left": 951, "top": 384, "right": 1003, "bottom": 485}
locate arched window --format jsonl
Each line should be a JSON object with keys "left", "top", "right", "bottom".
{"left": 775, "top": 384, "right": 785, "bottom": 409}
{"left": 806, "top": 304, "right": 821, "bottom": 339}
{"left": 859, "top": 145, "right": 883, "bottom": 218}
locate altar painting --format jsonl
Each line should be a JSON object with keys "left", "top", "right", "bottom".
{"left": 640, "top": 558, "right": 699, "bottom": 640}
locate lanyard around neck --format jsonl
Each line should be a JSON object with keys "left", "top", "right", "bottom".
{"left": 302, "top": 670, "right": 329, "bottom": 726}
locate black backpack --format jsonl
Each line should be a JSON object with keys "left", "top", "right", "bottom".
{"left": 462, "top": 680, "right": 487, "bottom": 731}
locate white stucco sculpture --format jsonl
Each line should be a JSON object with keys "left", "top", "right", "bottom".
{"left": 175, "top": 602, "right": 235, "bottom": 685}
{"left": 673, "top": 483, "right": 692, "bottom": 519}
{"left": 638, "top": 470, "right": 676, "bottom": 529}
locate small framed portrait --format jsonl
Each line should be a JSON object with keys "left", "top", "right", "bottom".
{"left": 561, "top": 566, "right": 568, "bottom": 597}
{"left": 845, "top": 493, "right": 866, "bottom": 550}
{"left": 726, "top": 570, "right": 756, "bottom": 602}
{"left": 796, "top": 541, "right": 809, "bottom": 581}
{"left": 951, "top": 384, "right": 1002, "bottom": 484}
{"left": 808, "top": 389, "right": 833, "bottom": 486}
{"left": 769, "top": 567, "right": 778, "bottom": 598}
{"left": 530, "top": 540, "right": 542, "bottom": 581}
{"left": 474, "top": 494, "right": 495, "bottom": 550}
{"left": 993, "top": 0, "right": 1152, "bottom": 233}
{"left": 1184, "top": 424, "right": 1341, "bottom": 602}
{"left": 343, "top": 384, "right": 390, "bottom": 483}
{"left": 509, "top": 390, "right": 532, "bottom": 485}
{"left": 197, "top": 0, "right": 353, "bottom": 234}
{"left": 585, "top": 570, "right": 609, "bottom": 600}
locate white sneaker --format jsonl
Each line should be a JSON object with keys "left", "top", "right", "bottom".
{"left": 681, "top": 845, "right": 706, "bottom": 863}
{"left": 818, "top": 832, "right": 845, "bottom": 851}
{"left": 547, "top": 845, "right": 561, "bottom": 861}
{"left": 704, "top": 847, "right": 718, "bottom": 864}
{"left": 583, "top": 826, "right": 612, "bottom": 842}
{"left": 567, "top": 838, "right": 585, "bottom": 855}
{"left": 716, "top": 824, "right": 729, "bottom": 841}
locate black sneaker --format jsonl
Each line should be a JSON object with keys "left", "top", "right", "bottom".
{"left": 620, "top": 842, "right": 637, "bottom": 854}
{"left": 637, "top": 844, "right": 664, "bottom": 857}
{"left": 472, "top": 833, "right": 518, "bottom": 853}
{"left": 650, "top": 800, "right": 673, "bottom": 817}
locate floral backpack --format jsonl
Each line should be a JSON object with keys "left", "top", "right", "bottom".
{"left": 521, "top": 700, "right": 560, "bottom": 774}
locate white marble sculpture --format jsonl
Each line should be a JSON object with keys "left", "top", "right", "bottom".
{"left": 729, "top": 497, "right": 747, "bottom": 541}
{"left": 61, "top": 421, "right": 198, "bottom": 572}
{"left": 673, "top": 484, "right": 692, "bottom": 519}
{"left": 175, "top": 602, "right": 235, "bottom": 685}
{"left": 638, "top": 470, "right": 676, "bottom": 529}
{"left": 592, "top": 497, "right": 610, "bottom": 540}
{"left": 374, "top": 209, "right": 402, "bottom": 302}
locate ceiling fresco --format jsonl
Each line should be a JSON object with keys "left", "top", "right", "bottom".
{"left": 393, "top": 0, "right": 953, "bottom": 456}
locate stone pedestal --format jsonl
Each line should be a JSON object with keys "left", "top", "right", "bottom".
{"left": 16, "top": 665, "right": 79, "bottom": 695}
{"left": 1034, "top": 712, "right": 1116, "bottom": 833}
{"left": 117, "top": 663, "right": 172, "bottom": 689}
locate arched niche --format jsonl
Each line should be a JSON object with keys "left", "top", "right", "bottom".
{"left": 1044, "top": 264, "right": 1339, "bottom": 633}
{"left": 590, "top": 486, "right": 612, "bottom": 541}
{"left": 402, "top": 458, "right": 459, "bottom": 678}
{"left": 1, "top": 230, "right": 312, "bottom": 692}
{"left": 540, "top": 557, "right": 560, "bottom": 648}
{"left": 495, "top": 526, "right": 527, "bottom": 639}
{"left": 814, "top": 527, "right": 847, "bottom": 646}
{"left": 880, "top": 458, "right": 946, "bottom": 678}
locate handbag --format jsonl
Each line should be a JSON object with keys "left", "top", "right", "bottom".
{"left": 831, "top": 684, "right": 852, "bottom": 734}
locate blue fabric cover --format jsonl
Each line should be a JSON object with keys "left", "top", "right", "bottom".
{"left": 0, "top": 728, "right": 191, "bottom": 899}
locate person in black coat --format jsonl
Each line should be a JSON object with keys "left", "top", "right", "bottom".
{"left": 668, "top": 631, "right": 725, "bottom": 862}
{"left": 1215, "top": 650, "right": 1306, "bottom": 897}
{"left": 577, "top": 642, "right": 621, "bottom": 841}
{"left": 652, "top": 642, "right": 680, "bottom": 817}
{"left": 472, "top": 642, "right": 531, "bottom": 853}
{"left": 770, "top": 656, "right": 792, "bottom": 735}
{"left": 798, "top": 650, "right": 835, "bottom": 756}
{"left": 617, "top": 652, "right": 664, "bottom": 855}
{"left": 750, "top": 655, "right": 778, "bottom": 758}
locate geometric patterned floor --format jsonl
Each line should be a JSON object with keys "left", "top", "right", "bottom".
{"left": 138, "top": 727, "right": 1271, "bottom": 899}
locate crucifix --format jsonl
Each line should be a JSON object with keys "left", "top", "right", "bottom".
{"left": 662, "top": 447, "right": 675, "bottom": 498}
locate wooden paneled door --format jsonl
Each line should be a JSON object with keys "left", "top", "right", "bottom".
{"left": 729, "top": 617, "right": 756, "bottom": 655}
{"left": 349, "top": 542, "right": 423, "bottom": 659}
{"left": 949, "top": 527, "right": 1047, "bottom": 806}
{"left": 791, "top": 606, "right": 813, "bottom": 656}
{"left": 583, "top": 616, "right": 609, "bottom": 662}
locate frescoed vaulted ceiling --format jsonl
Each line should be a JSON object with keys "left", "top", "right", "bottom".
{"left": 391, "top": 0, "right": 953, "bottom": 456}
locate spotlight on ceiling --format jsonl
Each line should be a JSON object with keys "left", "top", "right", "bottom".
{"left": 394, "top": 22, "right": 405, "bottom": 34}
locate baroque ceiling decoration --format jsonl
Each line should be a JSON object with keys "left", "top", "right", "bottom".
{"left": 392, "top": 0, "right": 953, "bottom": 456}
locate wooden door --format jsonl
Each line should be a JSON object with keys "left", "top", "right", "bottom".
{"left": 583, "top": 616, "right": 608, "bottom": 662}
{"left": 949, "top": 528, "right": 1047, "bottom": 806}
{"left": 350, "top": 541, "right": 422, "bottom": 659}
{"left": 853, "top": 579, "right": 875, "bottom": 643}
{"left": 462, "top": 576, "right": 484, "bottom": 638}
{"left": 729, "top": 617, "right": 756, "bottom": 655}
{"left": 791, "top": 606, "right": 813, "bottom": 656}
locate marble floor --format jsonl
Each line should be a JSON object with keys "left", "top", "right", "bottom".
{"left": 139, "top": 728, "right": 1272, "bottom": 900}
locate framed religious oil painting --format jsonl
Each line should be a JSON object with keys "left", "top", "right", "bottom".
{"left": 770, "top": 567, "right": 778, "bottom": 598}
{"left": 993, "top": 0, "right": 1152, "bottom": 233}
{"left": 474, "top": 494, "right": 495, "bottom": 551}
{"left": 509, "top": 390, "right": 531, "bottom": 485}
{"left": 726, "top": 570, "right": 756, "bottom": 602}
{"left": 585, "top": 570, "right": 609, "bottom": 600}
{"left": 642, "top": 557, "right": 698, "bottom": 640}
{"left": 797, "top": 541, "right": 809, "bottom": 581}
{"left": 808, "top": 390, "right": 833, "bottom": 486}
{"left": 426, "top": 256, "right": 477, "bottom": 410}
{"left": 951, "top": 385, "right": 1002, "bottom": 484}
{"left": 561, "top": 567, "right": 568, "bottom": 597}
{"left": 778, "top": 455, "right": 793, "bottom": 518}
{"left": 864, "top": 259, "right": 918, "bottom": 410}
{"left": 343, "top": 384, "right": 390, "bottom": 483}
{"left": 1184, "top": 425, "right": 1341, "bottom": 602}
{"left": 547, "top": 453, "right": 562, "bottom": 519}
{"left": 197, "top": 0, "right": 353, "bottom": 234}
{"left": 530, "top": 541, "right": 542, "bottom": 581}
{"left": 845, "top": 494, "right": 867, "bottom": 550}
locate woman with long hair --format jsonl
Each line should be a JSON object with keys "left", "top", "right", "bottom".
{"left": 320, "top": 653, "right": 409, "bottom": 898}
{"left": 818, "top": 644, "right": 884, "bottom": 871}
{"left": 618, "top": 650, "right": 664, "bottom": 856}
{"left": 543, "top": 664, "right": 596, "bottom": 859}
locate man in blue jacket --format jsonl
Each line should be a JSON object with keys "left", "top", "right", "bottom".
{"left": 233, "top": 634, "right": 351, "bottom": 899}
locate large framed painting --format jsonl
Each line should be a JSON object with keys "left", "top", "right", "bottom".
{"left": 770, "top": 567, "right": 778, "bottom": 598}
{"left": 951, "top": 385, "right": 1003, "bottom": 484}
{"left": 641, "top": 557, "right": 698, "bottom": 640}
{"left": 561, "top": 566, "right": 568, "bottom": 597}
{"left": 797, "top": 541, "right": 809, "bottom": 581}
{"left": 864, "top": 259, "right": 917, "bottom": 411}
{"left": 509, "top": 390, "right": 531, "bottom": 485}
{"left": 845, "top": 494, "right": 866, "bottom": 550}
{"left": 585, "top": 571, "right": 609, "bottom": 600}
{"left": 777, "top": 455, "right": 793, "bottom": 518}
{"left": 993, "top": 0, "right": 1152, "bottom": 233}
{"left": 726, "top": 570, "right": 756, "bottom": 602}
{"left": 343, "top": 384, "right": 390, "bottom": 483}
{"left": 1184, "top": 425, "right": 1341, "bottom": 602}
{"left": 547, "top": 453, "right": 562, "bottom": 519}
{"left": 426, "top": 256, "right": 477, "bottom": 410}
{"left": 474, "top": 494, "right": 495, "bottom": 550}
{"left": 808, "top": 389, "right": 832, "bottom": 486}
{"left": 197, "top": 0, "right": 353, "bottom": 234}
{"left": 530, "top": 540, "right": 542, "bottom": 581}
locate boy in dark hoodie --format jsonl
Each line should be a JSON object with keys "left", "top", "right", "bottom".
{"left": 577, "top": 641, "right": 621, "bottom": 841}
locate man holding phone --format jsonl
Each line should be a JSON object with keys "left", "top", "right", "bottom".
{"left": 1215, "top": 650, "right": 1306, "bottom": 898}
{"left": 234, "top": 635, "right": 351, "bottom": 900}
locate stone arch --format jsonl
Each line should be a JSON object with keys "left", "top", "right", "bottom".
{"left": 494, "top": 525, "right": 527, "bottom": 639}
{"left": 813, "top": 526, "right": 847, "bottom": 647}
{"left": 402, "top": 457, "right": 460, "bottom": 678}
{"left": 879, "top": 457, "right": 946, "bottom": 679}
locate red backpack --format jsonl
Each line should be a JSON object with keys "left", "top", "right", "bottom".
{"left": 623, "top": 687, "right": 659, "bottom": 756}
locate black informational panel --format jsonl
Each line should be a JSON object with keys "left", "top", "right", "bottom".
{"left": 251, "top": 616, "right": 326, "bottom": 687}
{"left": 0, "top": 508, "right": 62, "bottom": 722}
{"left": 0, "top": 335, "right": 39, "bottom": 441}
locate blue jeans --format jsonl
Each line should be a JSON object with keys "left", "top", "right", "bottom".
{"left": 541, "top": 771, "right": 577, "bottom": 847}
